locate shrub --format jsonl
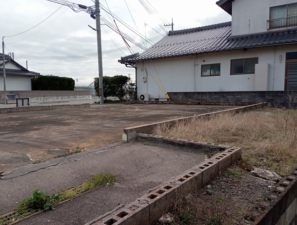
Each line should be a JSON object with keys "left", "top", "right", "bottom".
{"left": 32, "top": 75, "right": 75, "bottom": 90}
{"left": 94, "top": 75, "right": 129, "bottom": 101}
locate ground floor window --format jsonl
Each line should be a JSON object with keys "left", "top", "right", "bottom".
{"left": 231, "top": 58, "right": 258, "bottom": 75}
{"left": 201, "top": 63, "right": 220, "bottom": 77}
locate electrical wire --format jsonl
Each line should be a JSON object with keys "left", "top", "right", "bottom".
{"left": 5, "top": 5, "right": 63, "bottom": 38}
{"left": 101, "top": 17, "right": 146, "bottom": 50}
{"left": 102, "top": 26, "right": 126, "bottom": 55}
{"left": 97, "top": 4, "right": 154, "bottom": 45}
{"left": 7, "top": 8, "right": 68, "bottom": 45}
{"left": 123, "top": 0, "right": 146, "bottom": 47}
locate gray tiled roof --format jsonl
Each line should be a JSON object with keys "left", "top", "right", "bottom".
{"left": 119, "top": 22, "right": 297, "bottom": 64}
{"left": 0, "top": 69, "right": 40, "bottom": 77}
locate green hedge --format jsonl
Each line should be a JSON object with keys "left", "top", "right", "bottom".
{"left": 32, "top": 75, "right": 75, "bottom": 90}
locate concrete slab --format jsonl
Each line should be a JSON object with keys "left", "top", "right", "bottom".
{"left": 0, "top": 104, "right": 233, "bottom": 171}
{"left": 0, "top": 141, "right": 206, "bottom": 225}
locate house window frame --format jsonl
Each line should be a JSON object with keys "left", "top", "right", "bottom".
{"left": 230, "top": 57, "right": 259, "bottom": 75}
{"left": 201, "top": 63, "right": 221, "bottom": 77}
{"left": 269, "top": 3, "right": 297, "bottom": 29}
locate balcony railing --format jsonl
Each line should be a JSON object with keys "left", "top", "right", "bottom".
{"left": 268, "top": 15, "right": 297, "bottom": 30}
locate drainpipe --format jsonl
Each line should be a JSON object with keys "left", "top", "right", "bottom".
{"left": 135, "top": 66, "right": 137, "bottom": 101}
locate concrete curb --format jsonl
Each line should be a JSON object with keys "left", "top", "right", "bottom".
{"left": 86, "top": 137, "right": 242, "bottom": 225}
{"left": 0, "top": 104, "right": 91, "bottom": 114}
{"left": 123, "top": 103, "right": 266, "bottom": 142}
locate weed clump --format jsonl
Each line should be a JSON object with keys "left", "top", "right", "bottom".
{"left": 16, "top": 190, "right": 59, "bottom": 213}
{"left": 15, "top": 173, "right": 116, "bottom": 216}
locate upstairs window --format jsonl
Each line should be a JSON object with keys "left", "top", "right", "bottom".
{"left": 269, "top": 3, "right": 297, "bottom": 29}
{"left": 201, "top": 64, "right": 220, "bottom": 77}
{"left": 231, "top": 58, "right": 258, "bottom": 75}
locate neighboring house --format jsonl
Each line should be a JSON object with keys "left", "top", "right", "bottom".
{"left": 119, "top": 0, "right": 297, "bottom": 101}
{"left": 0, "top": 54, "right": 40, "bottom": 91}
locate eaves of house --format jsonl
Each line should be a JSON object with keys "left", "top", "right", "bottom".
{"left": 119, "top": 22, "right": 297, "bottom": 66}
{"left": 0, "top": 54, "right": 40, "bottom": 77}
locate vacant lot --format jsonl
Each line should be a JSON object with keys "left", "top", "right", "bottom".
{"left": 0, "top": 104, "right": 232, "bottom": 171}
{"left": 155, "top": 108, "right": 297, "bottom": 176}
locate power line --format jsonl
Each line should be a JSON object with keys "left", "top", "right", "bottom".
{"left": 7, "top": 8, "right": 68, "bottom": 45}
{"left": 97, "top": 4, "right": 154, "bottom": 45}
{"left": 5, "top": 5, "right": 63, "bottom": 38}
{"left": 102, "top": 25, "right": 126, "bottom": 55}
{"left": 123, "top": 0, "right": 146, "bottom": 47}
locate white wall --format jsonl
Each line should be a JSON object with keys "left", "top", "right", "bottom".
{"left": 232, "top": 0, "right": 297, "bottom": 36}
{"left": 0, "top": 75, "right": 32, "bottom": 91}
{"left": 136, "top": 45, "right": 297, "bottom": 99}
{"left": 0, "top": 62, "right": 22, "bottom": 70}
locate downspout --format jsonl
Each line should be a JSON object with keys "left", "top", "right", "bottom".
{"left": 193, "top": 56, "right": 196, "bottom": 92}
{"left": 135, "top": 66, "right": 137, "bottom": 100}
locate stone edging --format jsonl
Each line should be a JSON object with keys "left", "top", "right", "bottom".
{"left": 122, "top": 103, "right": 266, "bottom": 142}
{"left": 86, "top": 136, "right": 242, "bottom": 225}
{"left": 0, "top": 104, "right": 91, "bottom": 114}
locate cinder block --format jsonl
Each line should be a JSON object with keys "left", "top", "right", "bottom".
{"left": 285, "top": 199, "right": 296, "bottom": 225}
{"left": 213, "top": 151, "right": 232, "bottom": 174}
{"left": 173, "top": 170, "right": 202, "bottom": 199}
{"left": 275, "top": 213, "right": 285, "bottom": 225}
{"left": 229, "top": 147, "right": 242, "bottom": 163}
{"left": 198, "top": 160, "right": 220, "bottom": 187}
{"left": 146, "top": 183, "right": 178, "bottom": 225}
{"left": 117, "top": 199, "right": 150, "bottom": 225}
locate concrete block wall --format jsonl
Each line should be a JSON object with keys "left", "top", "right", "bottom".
{"left": 123, "top": 103, "right": 266, "bottom": 142}
{"left": 0, "top": 91, "right": 92, "bottom": 103}
{"left": 168, "top": 91, "right": 297, "bottom": 108}
{"left": 254, "top": 170, "right": 297, "bottom": 225}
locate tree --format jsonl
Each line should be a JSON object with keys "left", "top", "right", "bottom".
{"left": 94, "top": 75, "right": 129, "bottom": 101}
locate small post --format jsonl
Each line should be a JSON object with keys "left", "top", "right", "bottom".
{"left": 172, "top": 18, "right": 174, "bottom": 31}
{"left": 26, "top": 60, "right": 28, "bottom": 70}
{"left": 2, "top": 36, "right": 6, "bottom": 104}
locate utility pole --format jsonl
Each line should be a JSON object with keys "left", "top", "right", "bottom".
{"left": 95, "top": 0, "right": 104, "bottom": 104}
{"left": 164, "top": 19, "right": 174, "bottom": 32}
{"left": 2, "top": 37, "right": 7, "bottom": 104}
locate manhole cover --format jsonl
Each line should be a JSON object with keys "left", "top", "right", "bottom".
{"left": 48, "top": 148, "right": 69, "bottom": 156}
{"left": 0, "top": 152, "right": 31, "bottom": 165}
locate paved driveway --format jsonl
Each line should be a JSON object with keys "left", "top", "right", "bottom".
{"left": 0, "top": 104, "right": 233, "bottom": 171}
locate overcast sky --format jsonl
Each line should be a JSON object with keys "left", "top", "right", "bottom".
{"left": 0, "top": 0, "right": 230, "bottom": 86}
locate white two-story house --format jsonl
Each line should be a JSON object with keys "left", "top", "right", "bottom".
{"left": 119, "top": 0, "right": 297, "bottom": 102}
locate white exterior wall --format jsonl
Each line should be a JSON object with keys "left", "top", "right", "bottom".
{"left": 136, "top": 45, "right": 297, "bottom": 99}
{"left": 0, "top": 62, "right": 22, "bottom": 70}
{"left": 232, "top": 0, "right": 297, "bottom": 36}
{"left": 0, "top": 75, "right": 32, "bottom": 91}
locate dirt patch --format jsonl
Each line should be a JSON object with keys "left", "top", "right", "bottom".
{"left": 159, "top": 163, "right": 276, "bottom": 225}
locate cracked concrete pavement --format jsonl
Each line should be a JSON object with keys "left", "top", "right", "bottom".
{"left": 0, "top": 104, "right": 233, "bottom": 172}
{"left": 0, "top": 141, "right": 206, "bottom": 225}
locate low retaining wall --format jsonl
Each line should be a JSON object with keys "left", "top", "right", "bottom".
{"left": 123, "top": 103, "right": 266, "bottom": 142}
{"left": 0, "top": 91, "right": 91, "bottom": 103}
{"left": 253, "top": 169, "right": 297, "bottom": 225}
{"left": 86, "top": 135, "right": 242, "bottom": 225}
{"left": 168, "top": 91, "right": 297, "bottom": 108}
{"left": 0, "top": 104, "right": 91, "bottom": 114}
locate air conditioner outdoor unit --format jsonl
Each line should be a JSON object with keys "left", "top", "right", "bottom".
{"left": 139, "top": 94, "right": 150, "bottom": 101}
